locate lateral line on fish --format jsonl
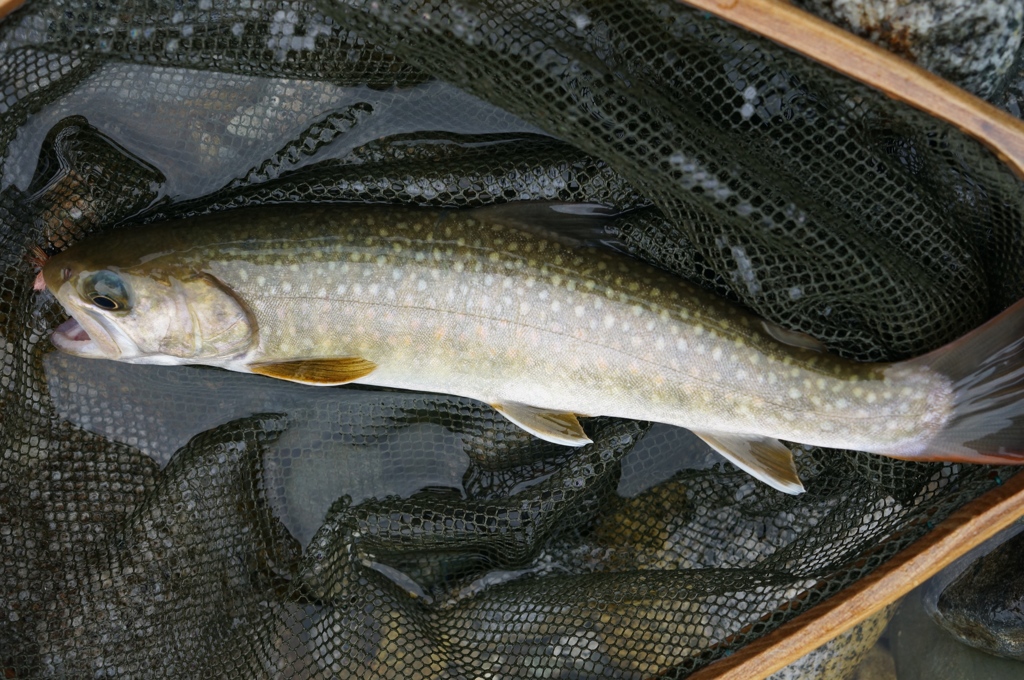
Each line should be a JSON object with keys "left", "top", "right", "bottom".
{"left": 243, "top": 292, "right": 931, "bottom": 423}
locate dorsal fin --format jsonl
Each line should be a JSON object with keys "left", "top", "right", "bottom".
{"left": 761, "top": 320, "right": 827, "bottom": 352}
{"left": 470, "top": 201, "right": 626, "bottom": 251}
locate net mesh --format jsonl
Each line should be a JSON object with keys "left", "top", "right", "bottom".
{"left": 1, "top": 0, "right": 1022, "bottom": 677}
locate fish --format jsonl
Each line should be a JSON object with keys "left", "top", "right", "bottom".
{"left": 40, "top": 202, "right": 1024, "bottom": 494}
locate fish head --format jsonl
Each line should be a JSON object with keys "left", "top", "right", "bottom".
{"left": 43, "top": 246, "right": 255, "bottom": 363}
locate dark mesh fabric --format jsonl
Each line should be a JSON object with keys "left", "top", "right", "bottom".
{"left": 1, "top": 1, "right": 1022, "bottom": 677}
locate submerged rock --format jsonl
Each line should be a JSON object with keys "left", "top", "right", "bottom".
{"left": 794, "top": 0, "right": 1024, "bottom": 99}
{"left": 934, "top": 528, "right": 1024, "bottom": 660}
{"left": 768, "top": 602, "right": 897, "bottom": 680}
{"left": 891, "top": 584, "right": 1024, "bottom": 679}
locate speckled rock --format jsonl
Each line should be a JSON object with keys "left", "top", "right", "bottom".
{"left": 768, "top": 602, "right": 898, "bottom": 679}
{"left": 933, "top": 529, "right": 1024, "bottom": 659}
{"left": 891, "top": 585, "right": 1024, "bottom": 679}
{"left": 850, "top": 642, "right": 897, "bottom": 680}
{"left": 793, "top": 0, "right": 1024, "bottom": 99}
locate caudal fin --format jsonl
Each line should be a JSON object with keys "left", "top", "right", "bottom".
{"left": 908, "top": 297, "right": 1024, "bottom": 464}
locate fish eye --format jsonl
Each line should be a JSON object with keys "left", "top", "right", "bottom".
{"left": 89, "top": 295, "right": 120, "bottom": 310}
{"left": 83, "top": 270, "right": 130, "bottom": 312}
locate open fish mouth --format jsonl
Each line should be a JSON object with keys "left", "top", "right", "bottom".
{"left": 51, "top": 317, "right": 100, "bottom": 356}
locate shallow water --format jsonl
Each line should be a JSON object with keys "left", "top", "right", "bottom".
{"left": 44, "top": 352, "right": 720, "bottom": 547}
{"left": 5, "top": 64, "right": 546, "bottom": 199}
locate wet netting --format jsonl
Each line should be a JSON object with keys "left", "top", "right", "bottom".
{"left": 2, "top": 1, "right": 1023, "bottom": 677}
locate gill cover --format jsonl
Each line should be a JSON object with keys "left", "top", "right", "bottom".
{"left": 160, "top": 273, "right": 256, "bottom": 359}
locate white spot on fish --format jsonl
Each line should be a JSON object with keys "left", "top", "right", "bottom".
{"left": 575, "top": 305, "right": 585, "bottom": 317}
{"left": 711, "top": 347, "right": 722, "bottom": 361}
{"left": 256, "top": 276, "right": 266, "bottom": 286}
{"left": 788, "top": 387, "right": 801, "bottom": 399}
{"left": 676, "top": 338, "right": 688, "bottom": 351}
{"left": 417, "top": 280, "right": 427, "bottom": 292}
{"left": 550, "top": 300, "right": 561, "bottom": 313}
{"left": 604, "top": 314, "right": 616, "bottom": 329}
{"left": 281, "top": 282, "right": 292, "bottom": 293}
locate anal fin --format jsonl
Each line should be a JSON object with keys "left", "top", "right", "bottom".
{"left": 249, "top": 357, "right": 377, "bottom": 386}
{"left": 491, "top": 402, "right": 592, "bottom": 446}
{"left": 692, "top": 430, "right": 805, "bottom": 495}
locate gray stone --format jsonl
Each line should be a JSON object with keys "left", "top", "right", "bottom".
{"left": 769, "top": 602, "right": 897, "bottom": 679}
{"left": 934, "top": 528, "right": 1024, "bottom": 659}
{"left": 891, "top": 584, "right": 1024, "bottom": 678}
{"left": 794, "top": 0, "right": 1024, "bottom": 99}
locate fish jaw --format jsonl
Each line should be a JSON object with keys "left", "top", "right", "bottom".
{"left": 48, "top": 282, "right": 136, "bottom": 360}
{"left": 50, "top": 317, "right": 105, "bottom": 357}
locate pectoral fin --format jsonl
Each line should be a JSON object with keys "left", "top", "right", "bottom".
{"left": 249, "top": 357, "right": 377, "bottom": 386}
{"left": 491, "top": 402, "right": 592, "bottom": 446}
{"left": 692, "top": 430, "right": 805, "bottom": 495}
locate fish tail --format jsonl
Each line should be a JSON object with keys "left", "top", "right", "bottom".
{"left": 906, "top": 297, "right": 1024, "bottom": 464}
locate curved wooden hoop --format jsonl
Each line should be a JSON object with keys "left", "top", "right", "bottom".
{"left": 688, "top": 471, "right": 1024, "bottom": 679}
{"left": 0, "top": 0, "right": 24, "bottom": 21}
{"left": 679, "top": 0, "right": 1024, "bottom": 180}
